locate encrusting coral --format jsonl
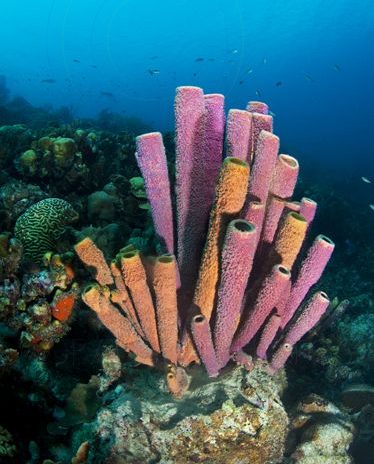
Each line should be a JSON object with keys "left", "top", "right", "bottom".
{"left": 75, "top": 86, "right": 335, "bottom": 397}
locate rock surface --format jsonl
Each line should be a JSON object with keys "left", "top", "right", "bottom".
{"left": 72, "top": 363, "right": 289, "bottom": 463}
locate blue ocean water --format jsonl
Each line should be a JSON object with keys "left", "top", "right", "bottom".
{"left": 1, "top": 0, "right": 373, "bottom": 173}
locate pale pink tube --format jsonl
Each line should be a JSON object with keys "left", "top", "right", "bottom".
{"left": 247, "top": 130, "right": 279, "bottom": 203}
{"left": 270, "top": 154, "right": 299, "bottom": 199}
{"left": 281, "top": 234, "right": 335, "bottom": 328}
{"left": 246, "top": 101, "right": 269, "bottom": 115}
{"left": 256, "top": 313, "right": 282, "bottom": 359}
{"left": 300, "top": 197, "right": 317, "bottom": 226}
{"left": 191, "top": 314, "right": 219, "bottom": 377}
{"left": 231, "top": 264, "right": 291, "bottom": 353}
{"left": 284, "top": 201, "right": 301, "bottom": 212}
{"left": 260, "top": 196, "right": 286, "bottom": 247}
{"left": 242, "top": 201, "right": 265, "bottom": 246}
{"left": 251, "top": 113, "right": 273, "bottom": 157}
{"left": 214, "top": 220, "right": 257, "bottom": 368}
{"left": 269, "top": 343, "right": 293, "bottom": 373}
{"left": 225, "top": 109, "right": 252, "bottom": 163}
{"left": 204, "top": 93, "right": 225, "bottom": 206}
{"left": 284, "top": 291, "right": 330, "bottom": 345}
{"left": 175, "top": 86, "right": 207, "bottom": 300}
{"left": 135, "top": 132, "right": 174, "bottom": 254}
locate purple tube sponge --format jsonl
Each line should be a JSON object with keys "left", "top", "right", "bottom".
{"left": 246, "top": 101, "right": 269, "bottom": 114}
{"left": 231, "top": 264, "right": 291, "bottom": 354}
{"left": 284, "top": 291, "right": 330, "bottom": 345}
{"left": 225, "top": 109, "right": 252, "bottom": 163}
{"left": 269, "top": 343, "right": 293, "bottom": 373}
{"left": 270, "top": 154, "right": 299, "bottom": 199}
{"left": 256, "top": 313, "right": 282, "bottom": 359}
{"left": 242, "top": 201, "right": 266, "bottom": 247}
{"left": 300, "top": 197, "right": 317, "bottom": 226}
{"left": 247, "top": 130, "right": 280, "bottom": 203}
{"left": 135, "top": 132, "right": 174, "bottom": 254}
{"left": 175, "top": 86, "right": 208, "bottom": 309}
{"left": 191, "top": 314, "right": 219, "bottom": 377}
{"left": 250, "top": 113, "right": 273, "bottom": 157}
{"left": 203, "top": 93, "right": 225, "bottom": 210}
{"left": 214, "top": 219, "right": 257, "bottom": 368}
{"left": 282, "top": 235, "right": 335, "bottom": 328}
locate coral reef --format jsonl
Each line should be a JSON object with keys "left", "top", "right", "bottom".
{"left": 0, "top": 80, "right": 370, "bottom": 463}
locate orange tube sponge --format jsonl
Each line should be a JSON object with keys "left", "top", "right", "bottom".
{"left": 120, "top": 250, "right": 161, "bottom": 353}
{"left": 74, "top": 237, "right": 113, "bottom": 286}
{"left": 271, "top": 212, "right": 308, "bottom": 269}
{"left": 179, "top": 157, "right": 249, "bottom": 366}
{"left": 193, "top": 157, "right": 250, "bottom": 321}
{"left": 109, "top": 261, "right": 144, "bottom": 337}
{"left": 82, "top": 284, "right": 155, "bottom": 366}
{"left": 152, "top": 255, "right": 179, "bottom": 364}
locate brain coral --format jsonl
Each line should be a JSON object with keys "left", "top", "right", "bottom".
{"left": 14, "top": 198, "right": 78, "bottom": 263}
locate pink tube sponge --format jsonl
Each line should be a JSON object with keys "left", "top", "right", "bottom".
{"left": 214, "top": 219, "right": 257, "bottom": 367}
{"left": 256, "top": 313, "right": 282, "bottom": 359}
{"left": 231, "top": 264, "right": 291, "bottom": 353}
{"left": 250, "top": 113, "right": 273, "bottom": 156}
{"left": 174, "top": 86, "right": 207, "bottom": 299}
{"left": 300, "top": 197, "right": 317, "bottom": 226}
{"left": 284, "top": 291, "right": 330, "bottom": 345}
{"left": 191, "top": 314, "right": 219, "bottom": 377}
{"left": 248, "top": 130, "right": 280, "bottom": 203}
{"left": 246, "top": 101, "right": 269, "bottom": 115}
{"left": 242, "top": 201, "right": 266, "bottom": 247}
{"left": 282, "top": 234, "right": 335, "bottom": 328}
{"left": 225, "top": 109, "right": 252, "bottom": 163}
{"left": 204, "top": 93, "right": 225, "bottom": 206}
{"left": 269, "top": 343, "right": 293, "bottom": 373}
{"left": 270, "top": 154, "right": 299, "bottom": 199}
{"left": 135, "top": 132, "right": 174, "bottom": 254}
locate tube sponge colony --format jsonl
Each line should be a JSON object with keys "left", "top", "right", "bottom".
{"left": 75, "top": 86, "right": 335, "bottom": 395}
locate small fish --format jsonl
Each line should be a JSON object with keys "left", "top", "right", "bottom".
{"left": 269, "top": 110, "right": 276, "bottom": 117}
{"left": 41, "top": 79, "right": 56, "bottom": 84}
{"left": 369, "top": 204, "right": 374, "bottom": 211}
{"left": 90, "top": 65, "right": 97, "bottom": 68}
{"left": 333, "top": 64, "right": 341, "bottom": 72}
{"left": 255, "top": 89, "right": 261, "bottom": 97}
{"left": 73, "top": 59, "right": 80, "bottom": 63}
{"left": 193, "top": 73, "right": 197, "bottom": 77}
{"left": 239, "top": 80, "right": 244, "bottom": 85}
{"left": 208, "top": 58, "right": 215, "bottom": 62}
{"left": 148, "top": 69, "right": 160, "bottom": 75}
{"left": 246, "top": 68, "right": 253, "bottom": 74}
{"left": 195, "top": 57, "right": 204, "bottom": 62}
{"left": 150, "top": 56, "right": 158, "bottom": 60}
{"left": 275, "top": 81, "right": 282, "bottom": 87}
{"left": 361, "top": 176, "right": 371, "bottom": 184}
{"left": 231, "top": 49, "right": 238, "bottom": 54}
{"left": 303, "top": 73, "right": 314, "bottom": 82}
{"left": 100, "top": 91, "right": 114, "bottom": 98}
